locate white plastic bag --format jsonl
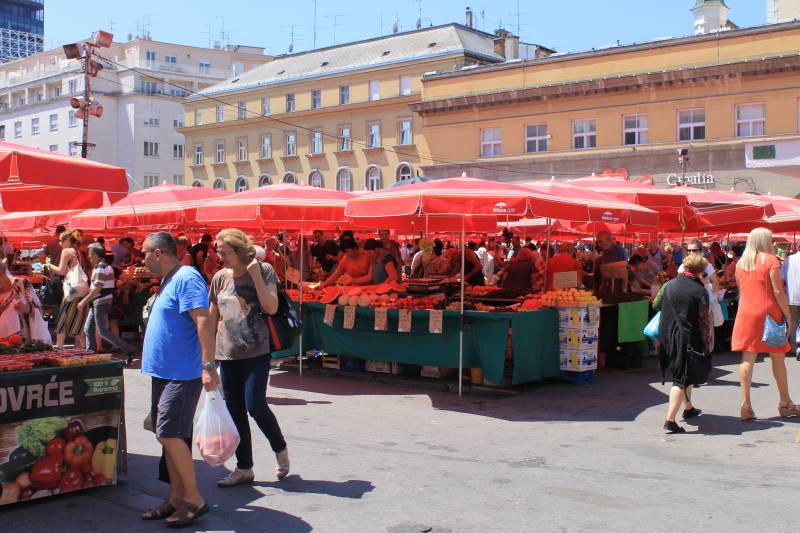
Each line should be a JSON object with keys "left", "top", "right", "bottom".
{"left": 195, "top": 387, "right": 240, "bottom": 467}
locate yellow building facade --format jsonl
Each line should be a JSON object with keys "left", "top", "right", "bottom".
{"left": 413, "top": 21, "right": 800, "bottom": 197}
{"left": 180, "top": 24, "right": 509, "bottom": 192}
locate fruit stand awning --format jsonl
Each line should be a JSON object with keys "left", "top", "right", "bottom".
{"left": 0, "top": 141, "right": 128, "bottom": 212}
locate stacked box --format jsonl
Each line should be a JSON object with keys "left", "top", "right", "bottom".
{"left": 421, "top": 366, "right": 457, "bottom": 379}
{"left": 322, "top": 355, "right": 340, "bottom": 370}
{"left": 559, "top": 305, "right": 600, "bottom": 373}
{"left": 365, "top": 360, "right": 401, "bottom": 374}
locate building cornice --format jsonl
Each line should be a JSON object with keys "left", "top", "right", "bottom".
{"left": 411, "top": 54, "right": 800, "bottom": 115}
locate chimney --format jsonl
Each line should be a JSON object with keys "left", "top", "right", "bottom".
{"left": 493, "top": 29, "right": 519, "bottom": 59}
{"left": 692, "top": 0, "right": 730, "bottom": 35}
{"left": 465, "top": 7, "right": 474, "bottom": 28}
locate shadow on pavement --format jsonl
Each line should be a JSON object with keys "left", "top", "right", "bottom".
{"left": 683, "top": 414, "right": 784, "bottom": 435}
{"left": 267, "top": 396, "right": 332, "bottom": 406}
{"left": 253, "top": 475, "right": 375, "bottom": 498}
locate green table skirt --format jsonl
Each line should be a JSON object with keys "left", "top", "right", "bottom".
{"left": 275, "top": 303, "right": 560, "bottom": 385}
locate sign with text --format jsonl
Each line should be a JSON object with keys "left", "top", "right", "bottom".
{"left": 286, "top": 266, "right": 301, "bottom": 286}
{"left": 343, "top": 306, "right": 356, "bottom": 329}
{"left": 324, "top": 304, "right": 336, "bottom": 326}
{"left": 553, "top": 271, "right": 579, "bottom": 289}
{"left": 398, "top": 309, "right": 412, "bottom": 333}
{"left": 429, "top": 309, "right": 443, "bottom": 334}
{"left": 374, "top": 307, "right": 388, "bottom": 331}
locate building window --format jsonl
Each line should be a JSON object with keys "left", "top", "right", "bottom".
{"left": 173, "top": 118, "right": 184, "bottom": 128}
{"left": 173, "top": 144, "right": 184, "bottom": 159}
{"left": 400, "top": 75, "right": 411, "bottom": 96}
{"left": 368, "top": 122, "right": 381, "bottom": 148}
{"left": 194, "top": 109, "right": 202, "bottom": 126}
{"left": 339, "top": 126, "right": 351, "bottom": 151}
{"left": 366, "top": 166, "right": 382, "bottom": 191}
{"left": 144, "top": 141, "right": 159, "bottom": 157}
{"left": 141, "top": 81, "right": 157, "bottom": 94}
{"left": 235, "top": 176, "right": 248, "bottom": 192}
{"left": 216, "top": 105, "right": 224, "bottom": 123}
{"left": 232, "top": 63, "right": 244, "bottom": 76}
{"left": 53, "top": 86, "right": 61, "bottom": 97}
{"left": 623, "top": 115, "right": 648, "bottom": 146}
{"left": 572, "top": 119, "right": 597, "bottom": 149}
{"left": 340, "top": 85, "right": 349, "bottom": 105}
{"left": 525, "top": 124, "right": 548, "bottom": 153}
{"left": 48, "top": 113, "right": 58, "bottom": 132}
{"left": 312, "top": 89, "right": 321, "bottom": 109}
{"left": 0, "top": 125, "right": 5, "bottom": 140}
{"left": 260, "top": 135, "right": 272, "bottom": 159}
{"left": 286, "top": 93, "right": 295, "bottom": 112}
{"left": 398, "top": 119, "right": 412, "bottom": 145}
{"left": 736, "top": 104, "right": 766, "bottom": 137}
{"left": 30, "top": 117, "right": 39, "bottom": 135}
{"left": 68, "top": 142, "right": 79, "bottom": 156}
{"left": 199, "top": 60, "right": 210, "bottom": 74}
{"left": 337, "top": 168, "right": 352, "bottom": 192}
{"left": 311, "top": 130, "right": 323, "bottom": 154}
{"left": 170, "top": 88, "right": 188, "bottom": 97}
{"left": 48, "top": 144, "right": 57, "bottom": 152}
{"left": 145, "top": 50, "right": 156, "bottom": 62}
{"left": 194, "top": 144, "right": 203, "bottom": 165}
{"left": 480, "top": 127, "right": 502, "bottom": 156}
{"left": 237, "top": 138, "right": 247, "bottom": 161}
{"left": 143, "top": 174, "right": 159, "bottom": 188}
{"left": 261, "top": 96, "right": 270, "bottom": 115}
{"left": 309, "top": 170, "right": 323, "bottom": 188}
{"left": 13, "top": 121, "right": 21, "bottom": 138}
{"left": 397, "top": 163, "right": 412, "bottom": 181}
{"left": 164, "top": 54, "right": 176, "bottom": 64}
{"left": 68, "top": 79, "right": 77, "bottom": 94}
{"left": 144, "top": 113, "right": 159, "bottom": 126}
{"left": 213, "top": 178, "right": 226, "bottom": 190}
{"left": 237, "top": 101, "right": 247, "bottom": 119}
{"left": 678, "top": 109, "right": 705, "bottom": 141}
{"left": 68, "top": 111, "right": 77, "bottom": 127}
{"left": 215, "top": 142, "right": 225, "bottom": 164}
{"left": 192, "top": 180, "right": 204, "bottom": 188}
{"left": 259, "top": 174, "right": 272, "bottom": 187}
{"left": 286, "top": 133, "right": 297, "bottom": 156}
{"left": 283, "top": 172, "right": 296, "bottom": 184}
{"left": 173, "top": 174, "right": 184, "bottom": 185}
{"left": 369, "top": 80, "right": 380, "bottom": 101}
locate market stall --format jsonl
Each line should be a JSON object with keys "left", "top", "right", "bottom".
{"left": 0, "top": 340, "right": 123, "bottom": 506}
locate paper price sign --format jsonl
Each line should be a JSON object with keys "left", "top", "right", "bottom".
{"left": 374, "top": 307, "right": 388, "bottom": 331}
{"left": 398, "top": 309, "right": 412, "bottom": 333}
{"left": 429, "top": 309, "right": 443, "bottom": 334}
{"left": 286, "top": 266, "right": 301, "bottom": 285}
{"left": 343, "top": 306, "right": 356, "bottom": 329}
{"left": 324, "top": 304, "right": 336, "bottom": 326}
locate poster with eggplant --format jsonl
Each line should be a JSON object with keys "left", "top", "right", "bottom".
{"left": 0, "top": 361, "right": 123, "bottom": 506}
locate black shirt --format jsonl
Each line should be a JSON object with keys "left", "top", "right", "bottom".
{"left": 311, "top": 240, "right": 340, "bottom": 273}
{"left": 189, "top": 243, "right": 209, "bottom": 280}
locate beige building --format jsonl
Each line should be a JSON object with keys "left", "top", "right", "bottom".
{"left": 180, "top": 22, "right": 536, "bottom": 192}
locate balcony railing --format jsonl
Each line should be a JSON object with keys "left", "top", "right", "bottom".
{"left": 0, "top": 61, "right": 81, "bottom": 89}
{"left": 118, "top": 58, "right": 232, "bottom": 79}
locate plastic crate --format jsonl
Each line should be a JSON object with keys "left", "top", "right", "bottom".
{"left": 559, "top": 370, "right": 594, "bottom": 384}
{"left": 339, "top": 356, "right": 364, "bottom": 372}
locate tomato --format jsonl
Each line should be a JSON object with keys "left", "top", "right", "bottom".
{"left": 65, "top": 436, "right": 93, "bottom": 468}
{"left": 58, "top": 468, "right": 83, "bottom": 493}
{"left": 30, "top": 454, "right": 63, "bottom": 491}
{"left": 46, "top": 437, "right": 66, "bottom": 457}
{"left": 64, "top": 420, "right": 84, "bottom": 441}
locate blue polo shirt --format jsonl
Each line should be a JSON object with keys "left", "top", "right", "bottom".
{"left": 142, "top": 266, "right": 208, "bottom": 381}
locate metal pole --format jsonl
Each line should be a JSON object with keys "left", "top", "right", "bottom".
{"left": 81, "top": 43, "right": 91, "bottom": 159}
{"left": 299, "top": 225, "right": 304, "bottom": 378}
{"left": 543, "top": 217, "right": 552, "bottom": 290}
{"left": 459, "top": 217, "right": 465, "bottom": 397}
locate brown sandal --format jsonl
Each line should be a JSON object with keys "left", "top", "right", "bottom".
{"left": 165, "top": 501, "right": 209, "bottom": 528}
{"left": 141, "top": 500, "right": 177, "bottom": 520}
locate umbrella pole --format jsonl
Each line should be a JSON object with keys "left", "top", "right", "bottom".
{"left": 299, "top": 225, "right": 304, "bottom": 378}
{"left": 544, "top": 218, "right": 552, "bottom": 291}
{"left": 459, "top": 217, "right": 465, "bottom": 397}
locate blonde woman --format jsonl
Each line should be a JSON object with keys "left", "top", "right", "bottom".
{"left": 207, "top": 229, "right": 289, "bottom": 487}
{"left": 732, "top": 227, "right": 799, "bottom": 420}
{"left": 44, "top": 230, "right": 89, "bottom": 348}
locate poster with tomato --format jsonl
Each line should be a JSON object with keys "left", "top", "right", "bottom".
{"left": 0, "top": 360, "right": 123, "bottom": 506}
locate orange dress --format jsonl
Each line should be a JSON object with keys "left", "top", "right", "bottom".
{"left": 732, "top": 253, "right": 789, "bottom": 353}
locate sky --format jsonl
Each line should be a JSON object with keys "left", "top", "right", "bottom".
{"left": 44, "top": 0, "right": 766, "bottom": 57}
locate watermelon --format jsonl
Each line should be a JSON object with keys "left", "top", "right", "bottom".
{"left": 318, "top": 287, "right": 341, "bottom": 304}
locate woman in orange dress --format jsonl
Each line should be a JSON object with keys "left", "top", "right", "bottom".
{"left": 732, "top": 227, "right": 800, "bottom": 420}
{"left": 318, "top": 239, "right": 373, "bottom": 287}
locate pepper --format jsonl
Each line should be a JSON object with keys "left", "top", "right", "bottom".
{"left": 64, "top": 437, "right": 93, "bottom": 468}
{"left": 45, "top": 437, "right": 66, "bottom": 457}
{"left": 30, "top": 454, "right": 63, "bottom": 491}
{"left": 58, "top": 468, "right": 83, "bottom": 493}
{"left": 91, "top": 439, "right": 116, "bottom": 479}
{"left": 64, "top": 420, "right": 84, "bottom": 442}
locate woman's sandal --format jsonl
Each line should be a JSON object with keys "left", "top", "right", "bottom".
{"left": 741, "top": 405, "right": 756, "bottom": 421}
{"left": 276, "top": 448, "right": 290, "bottom": 480}
{"left": 140, "top": 500, "right": 177, "bottom": 521}
{"left": 778, "top": 402, "right": 800, "bottom": 418}
{"left": 164, "top": 501, "right": 209, "bottom": 528}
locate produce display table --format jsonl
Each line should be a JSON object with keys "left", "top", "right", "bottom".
{"left": 0, "top": 359, "right": 124, "bottom": 506}
{"left": 277, "top": 303, "right": 559, "bottom": 385}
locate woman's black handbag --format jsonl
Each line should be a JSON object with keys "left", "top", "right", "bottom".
{"left": 686, "top": 347, "right": 712, "bottom": 385}
{"left": 39, "top": 277, "right": 63, "bottom": 307}
{"left": 264, "top": 287, "right": 302, "bottom": 352}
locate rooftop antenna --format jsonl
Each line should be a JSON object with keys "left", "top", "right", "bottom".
{"left": 281, "top": 24, "right": 303, "bottom": 53}
{"left": 480, "top": 7, "right": 485, "bottom": 31}
{"left": 392, "top": 13, "right": 399, "bottom": 33}
{"left": 142, "top": 14, "right": 154, "bottom": 40}
{"left": 508, "top": 0, "right": 530, "bottom": 36}
{"left": 201, "top": 24, "right": 212, "bottom": 48}
{"left": 325, "top": 14, "right": 346, "bottom": 45}
{"left": 216, "top": 15, "right": 229, "bottom": 48}
{"left": 109, "top": 18, "right": 115, "bottom": 35}
{"left": 413, "top": 0, "right": 422, "bottom": 29}
{"left": 311, "top": 0, "right": 319, "bottom": 48}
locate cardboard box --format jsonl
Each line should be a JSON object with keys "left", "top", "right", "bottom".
{"left": 560, "top": 349, "right": 598, "bottom": 371}
{"left": 558, "top": 306, "right": 600, "bottom": 329}
{"left": 558, "top": 327, "right": 599, "bottom": 350}
{"left": 321, "top": 355, "right": 340, "bottom": 370}
{"left": 421, "top": 365, "right": 457, "bottom": 379}
{"left": 365, "top": 359, "right": 400, "bottom": 374}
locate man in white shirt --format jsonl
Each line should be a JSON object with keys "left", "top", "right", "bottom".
{"left": 782, "top": 247, "right": 800, "bottom": 356}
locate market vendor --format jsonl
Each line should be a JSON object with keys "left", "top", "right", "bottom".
{"left": 319, "top": 239, "right": 373, "bottom": 287}
{"left": 310, "top": 230, "right": 340, "bottom": 275}
{"left": 499, "top": 248, "right": 538, "bottom": 291}
{"left": 447, "top": 246, "right": 485, "bottom": 286}
{"left": 363, "top": 239, "right": 400, "bottom": 284}
{"left": 596, "top": 231, "right": 628, "bottom": 288}
{"left": 0, "top": 252, "right": 19, "bottom": 338}
{"left": 546, "top": 244, "right": 582, "bottom": 291}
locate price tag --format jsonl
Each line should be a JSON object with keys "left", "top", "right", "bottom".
{"left": 343, "top": 306, "right": 356, "bottom": 329}
{"left": 398, "top": 309, "right": 412, "bottom": 333}
{"left": 286, "top": 266, "right": 301, "bottom": 285}
{"left": 374, "top": 307, "right": 388, "bottom": 331}
{"left": 429, "top": 309, "right": 443, "bottom": 334}
{"left": 324, "top": 304, "right": 336, "bottom": 326}
{"left": 553, "top": 271, "right": 579, "bottom": 289}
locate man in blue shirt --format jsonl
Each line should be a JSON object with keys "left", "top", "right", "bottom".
{"left": 140, "top": 232, "right": 218, "bottom": 527}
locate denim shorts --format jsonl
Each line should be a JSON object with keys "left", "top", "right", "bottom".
{"left": 150, "top": 377, "right": 203, "bottom": 439}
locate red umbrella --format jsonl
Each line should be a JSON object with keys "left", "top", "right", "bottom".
{"left": 195, "top": 183, "right": 353, "bottom": 230}
{"left": 0, "top": 208, "right": 81, "bottom": 232}
{"left": 69, "top": 184, "right": 231, "bottom": 231}
{"left": 0, "top": 141, "right": 128, "bottom": 212}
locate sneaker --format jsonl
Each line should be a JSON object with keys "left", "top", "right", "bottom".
{"left": 663, "top": 420, "right": 686, "bottom": 434}
{"left": 682, "top": 407, "right": 702, "bottom": 420}
{"left": 217, "top": 468, "right": 254, "bottom": 488}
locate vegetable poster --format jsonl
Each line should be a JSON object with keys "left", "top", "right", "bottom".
{"left": 0, "top": 361, "right": 123, "bottom": 506}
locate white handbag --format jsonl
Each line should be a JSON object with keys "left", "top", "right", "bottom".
{"left": 63, "top": 262, "right": 89, "bottom": 302}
